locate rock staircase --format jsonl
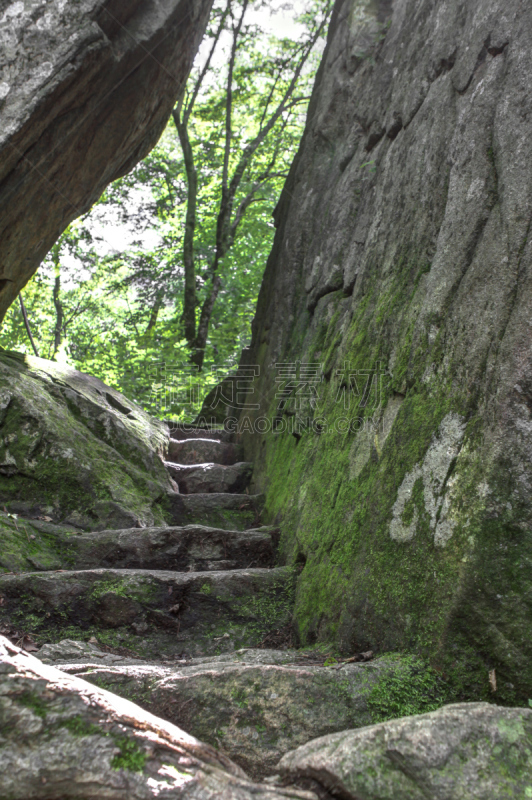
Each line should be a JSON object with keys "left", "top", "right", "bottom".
{"left": 0, "top": 424, "right": 290, "bottom": 661}
{"left": 0, "top": 424, "right": 396, "bottom": 779}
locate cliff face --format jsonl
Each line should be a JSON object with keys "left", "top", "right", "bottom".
{"left": 237, "top": 0, "right": 532, "bottom": 700}
{"left": 0, "top": 0, "right": 212, "bottom": 322}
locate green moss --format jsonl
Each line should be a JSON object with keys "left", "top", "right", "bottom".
{"left": 0, "top": 351, "right": 170, "bottom": 531}
{"left": 235, "top": 571, "right": 295, "bottom": 642}
{"left": 110, "top": 736, "right": 147, "bottom": 772}
{"left": 60, "top": 716, "right": 101, "bottom": 737}
{"left": 0, "top": 514, "right": 77, "bottom": 574}
{"left": 367, "top": 656, "right": 454, "bottom": 722}
{"left": 15, "top": 691, "right": 49, "bottom": 718}
{"left": 89, "top": 577, "right": 158, "bottom": 604}
{"left": 243, "top": 237, "right": 532, "bottom": 699}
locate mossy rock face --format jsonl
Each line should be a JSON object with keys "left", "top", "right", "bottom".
{"left": 0, "top": 513, "right": 77, "bottom": 574}
{"left": 229, "top": 0, "right": 532, "bottom": 701}
{"left": 0, "top": 350, "right": 172, "bottom": 530}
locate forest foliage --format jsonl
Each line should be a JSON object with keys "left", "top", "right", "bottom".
{"left": 0, "top": 0, "right": 330, "bottom": 421}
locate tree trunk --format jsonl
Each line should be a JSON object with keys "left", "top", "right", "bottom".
{"left": 145, "top": 291, "right": 164, "bottom": 333}
{"left": 52, "top": 273, "right": 64, "bottom": 359}
{"left": 18, "top": 294, "right": 40, "bottom": 357}
{"left": 172, "top": 108, "right": 197, "bottom": 345}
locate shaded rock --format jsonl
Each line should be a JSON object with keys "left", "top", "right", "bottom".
{"left": 166, "top": 462, "right": 254, "bottom": 494}
{"left": 167, "top": 493, "right": 264, "bottom": 530}
{"left": 0, "top": 0, "right": 213, "bottom": 322}
{"left": 38, "top": 638, "right": 146, "bottom": 667}
{"left": 279, "top": 702, "right": 532, "bottom": 799}
{"left": 0, "top": 513, "right": 276, "bottom": 575}
{"left": 0, "top": 636, "right": 317, "bottom": 799}
{"left": 96, "top": 592, "right": 143, "bottom": 628}
{"left": 0, "top": 351, "right": 174, "bottom": 530}
{"left": 50, "top": 646, "right": 402, "bottom": 779}
{"left": 0, "top": 567, "right": 292, "bottom": 658}
{"left": 168, "top": 438, "right": 242, "bottom": 466}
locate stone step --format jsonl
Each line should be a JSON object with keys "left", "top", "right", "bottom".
{"left": 168, "top": 437, "right": 242, "bottom": 465}
{"left": 165, "top": 461, "right": 253, "bottom": 494}
{"left": 40, "top": 642, "right": 399, "bottom": 780}
{"left": 60, "top": 524, "right": 277, "bottom": 571}
{"left": 0, "top": 566, "right": 291, "bottom": 659}
{"left": 167, "top": 424, "right": 233, "bottom": 443}
{"left": 167, "top": 492, "right": 264, "bottom": 530}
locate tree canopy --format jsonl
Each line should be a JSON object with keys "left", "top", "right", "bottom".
{"left": 0, "top": 0, "right": 331, "bottom": 421}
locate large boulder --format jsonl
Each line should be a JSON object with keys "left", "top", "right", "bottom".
{"left": 231, "top": 0, "right": 532, "bottom": 700}
{"left": 279, "top": 702, "right": 532, "bottom": 800}
{"left": 38, "top": 643, "right": 404, "bottom": 778}
{"left": 0, "top": 635, "right": 317, "bottom": 799}
{"left": 0, "top": 0, "right": 213, "bottom": 322}
{"left": 0, "top": 350, "right": 173, "bottom": 529}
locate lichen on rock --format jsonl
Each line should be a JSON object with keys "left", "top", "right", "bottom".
{"left": 389, "top": 412, "right": 466, "bottom": 545}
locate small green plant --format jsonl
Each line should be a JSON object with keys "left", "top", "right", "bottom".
{"left": 199, "top": 583, "right": 213, "bottom": 595}
{"left": 368, "top": 656, "right": 453, "bottom": 723}
{"left": 91, "top": 580, "right": 131, "bottom": 601}
{"left": 323, "top": 654, "right": 338, "bottom": 667}
{"left": 111, "top": 736, "right": 147, "bottom": 772}
{"left": 231, "top": 687, "right": 248, "bottom": 709}
{"left": 61, "top": 716, "right": 100, "bottom": 737}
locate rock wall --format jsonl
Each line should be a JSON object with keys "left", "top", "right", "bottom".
{"left": 235, "top": 0, "right": 532, "bottom": 702}
{"left": 0, "top": 0, "right": 212, "bottom": 322}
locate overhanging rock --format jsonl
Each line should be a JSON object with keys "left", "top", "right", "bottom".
{"left": 0, "top": 0, "right": 213, "bottom": 322}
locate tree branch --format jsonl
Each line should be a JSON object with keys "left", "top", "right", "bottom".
{"left": 18, "top": 294, "right": 39, "bottom": 358}
{"left": 222, "top": 0, "right": 249, "bottom": 195}
{"left": 183, "top": 0, "right": 231, "bottom": 123}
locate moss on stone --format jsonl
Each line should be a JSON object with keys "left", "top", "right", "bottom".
{"left": 243, "top": 240, "right": 532, "bottom": 702}
{"left": 60, "top": 716, "right": 101, "bottom": 737}
{"left": 15, "top": 691, "right": 49, "bottom": 718}
{"left": 0, "top": 350, "right": 172, "bottom": 530}
{"left": 367, "top": 655, "right": 454, "bottom": 722}
{"left": 110, "top": 736, "right": 147, "bottom": 772}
